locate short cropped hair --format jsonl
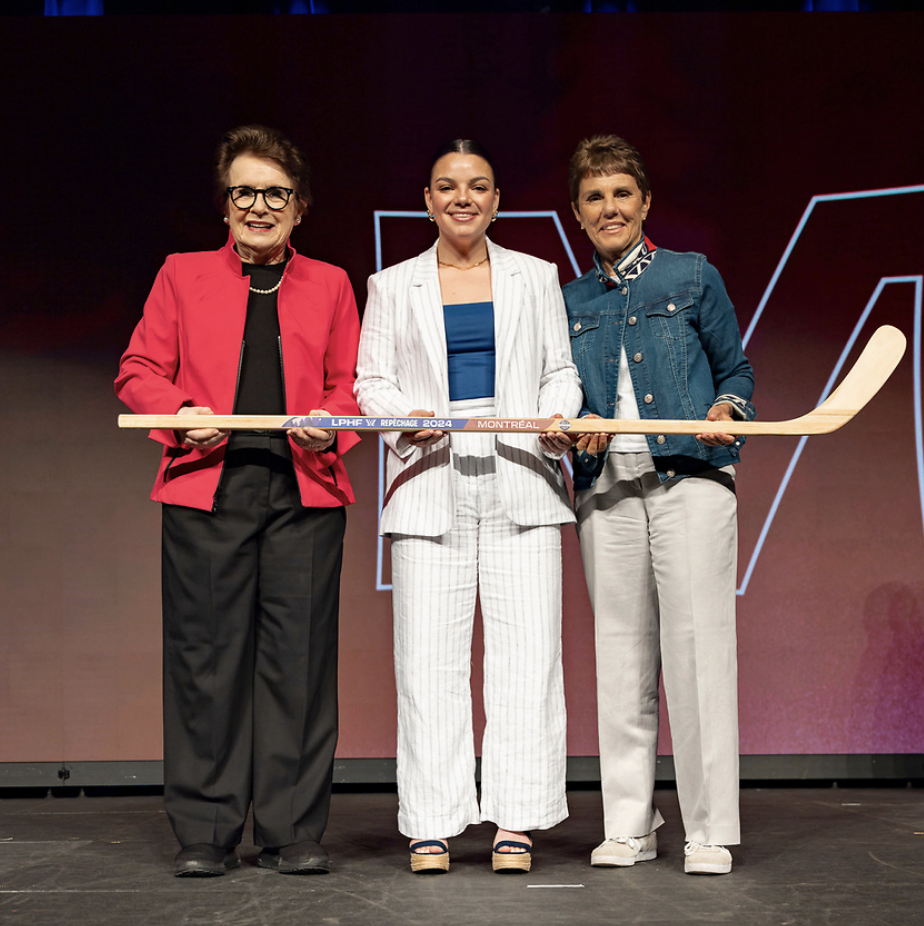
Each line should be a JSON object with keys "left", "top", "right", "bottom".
{"left": 568, "top": 135, "right": 650, "bottom": 204}
{"left": 214, "top": 124, "right": 312, "bottom": 210}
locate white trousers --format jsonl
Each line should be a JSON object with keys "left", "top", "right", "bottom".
{"left": 390, "top": 403, "right": 568, "bottom": 839}
{"left": 576, "top": 451, "right": 740, "bottom": 847}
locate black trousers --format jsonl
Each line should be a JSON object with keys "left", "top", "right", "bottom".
{"left": 161, "top": 436, "right": 345, "bottom": 850}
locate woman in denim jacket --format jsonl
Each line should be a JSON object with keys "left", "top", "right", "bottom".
{"left": 564, "top": 135, "right": 755, "bottom": 876}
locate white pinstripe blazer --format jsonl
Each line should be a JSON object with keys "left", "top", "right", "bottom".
{"left": 355, "top": 238, "right": 582, "bottom": 537}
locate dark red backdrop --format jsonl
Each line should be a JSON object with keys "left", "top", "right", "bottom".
{"left": 1, "top": 12, "right": 922, "bottom": 763}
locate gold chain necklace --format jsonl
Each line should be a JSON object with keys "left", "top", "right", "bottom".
{"left": 437, "top": 250, "right": 490, "bottom": 271}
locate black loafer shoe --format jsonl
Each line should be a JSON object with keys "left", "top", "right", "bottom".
{"left": 174, "top": 843, "right": 240, "bottom": 877}
{"left": 258, "top": 839, "right": 330, "bottom": 874}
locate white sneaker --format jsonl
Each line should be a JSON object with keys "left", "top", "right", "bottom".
{"left": 684, "top": 841, "right": 732, "bottom": 874}
{"left": 591, "top": 833, "right": 657, "bottom": 867}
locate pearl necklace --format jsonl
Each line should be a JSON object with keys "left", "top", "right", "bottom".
{"left": 249, "top": 277, "right": 284, "bottom": 295}
{"left": 438, "top": 251, "right": 490, "bottom": 271}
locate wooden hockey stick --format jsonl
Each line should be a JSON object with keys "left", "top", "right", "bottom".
{"left": 118, "top": 324, "right": 905, "bottom": 438}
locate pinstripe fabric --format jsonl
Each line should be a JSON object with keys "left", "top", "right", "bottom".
{"left": 355, "top": 243, "right": 579, "bottom": 840}
{"left": 391, "top": 401, "right": 568, "bottom": 838}
{"left": 354, "top": 239, "right": 582, "bottom": 536}
{"left": 576, "top": 451, "right": 740, "bottom": 847}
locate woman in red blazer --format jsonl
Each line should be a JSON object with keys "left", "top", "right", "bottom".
{"left": 116, "top": 125, "right": 360, "bottom": 877}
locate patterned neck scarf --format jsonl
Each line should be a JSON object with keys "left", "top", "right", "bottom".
{"left": 594, "top": 235, "right": 656, "bottom": 287}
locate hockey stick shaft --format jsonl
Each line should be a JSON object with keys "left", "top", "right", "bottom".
{"left": 117, "top": 325, "right": 905, "bottom": 438}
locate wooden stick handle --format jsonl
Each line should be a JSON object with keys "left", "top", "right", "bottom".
{"left": 117, "top": 325, "right": 906, "bottom": 439}
{"left": 113, "top": 411, "right": 851, "bottom": 437}
{"left": 117, "top": 413, "right": 738, "bottom": 434}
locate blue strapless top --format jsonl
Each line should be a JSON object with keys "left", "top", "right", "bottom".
{"left": 443, "top": 301, "right": 496, "bottom": 401}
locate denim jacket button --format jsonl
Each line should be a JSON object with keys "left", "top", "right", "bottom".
{"left": 666, "top": 469, "right": 675, "bottom": 478}
{"left": 621, "top": 287, "right": 628, "bottom": 295}
{"left": 656, "top": 434, "right": 666, "bottom": 444}
{"left": 644, "top": 394, "right": 654, "bottom": 404}
{"left": 633, "top": 352, "right": 643, "bottom": 362}
{"left": 628, "top": 316, "right": 637, "bottom": 325}
{"left": 668, "top": 303, "right": 676, "bottom": 312}
{"left": 573, "top": 321, "right": 582, "bottom": 331}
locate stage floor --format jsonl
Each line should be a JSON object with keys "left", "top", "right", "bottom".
{"left": 1, "top": 787, "right": 921, "bottom": 925}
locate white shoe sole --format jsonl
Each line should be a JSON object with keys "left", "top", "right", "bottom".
{"left": 591, "top": 849, "right": 656, "bottom": 868}
{"left": 685, "top": 860, "right": 732, "bottom": 874}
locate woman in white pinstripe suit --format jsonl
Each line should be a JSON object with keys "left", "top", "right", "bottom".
{"left": 355, "top": 140, "right": 581, "bottom": 874}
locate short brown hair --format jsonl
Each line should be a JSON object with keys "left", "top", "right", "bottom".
{"left": 568, "top": 135, "right": 650, "bottom": 204}
{"left": 214, "top": 124, "right": 312, "bottom": 210}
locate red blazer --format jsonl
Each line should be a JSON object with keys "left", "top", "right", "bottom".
{"left": 115, "top": 236, "right": 361, "bottom": 511}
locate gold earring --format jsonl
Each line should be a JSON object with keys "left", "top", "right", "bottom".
{"left": 491, "top": 211, "right": 498, "bottom": 222}
{"left": 427, "top": 211, "right": 435, "bottom": 221}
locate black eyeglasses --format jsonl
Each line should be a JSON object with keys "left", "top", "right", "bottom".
{"left": 226, "top": 186, "right": 295, "bottom": 211}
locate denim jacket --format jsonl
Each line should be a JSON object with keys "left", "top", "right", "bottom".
{"left": 563, "top": 246, "right": 755, "bottom": 490}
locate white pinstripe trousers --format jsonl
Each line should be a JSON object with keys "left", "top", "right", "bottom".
{"left": 390, "top": 403, "right": 569, "bottom": 839}
{"left": 576, "top": 451, "right": 740, "bottom": 847}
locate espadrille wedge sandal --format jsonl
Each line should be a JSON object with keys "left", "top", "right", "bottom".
{"left": 409, "top": 840, "right": 449, "bottom": 873}
{"left": 492, "top": 837, "right": 532, "bottom": 873}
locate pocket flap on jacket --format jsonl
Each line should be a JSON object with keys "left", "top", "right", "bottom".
{"left": 643, "top": 293, "right": 694, "bottom": 317}
{"left": 567, "top": 315, "right": 601, "bottom": 337}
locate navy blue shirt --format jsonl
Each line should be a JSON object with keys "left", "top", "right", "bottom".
{"left": 444, "top": 301, "right": 496, "bottom": 401}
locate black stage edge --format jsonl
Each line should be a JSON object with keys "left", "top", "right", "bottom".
{"left": 2, "top": 755, "right": 923, "bottom": 791}
{"left": 1, "top": 787, "right": 922, "bottom": 926}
